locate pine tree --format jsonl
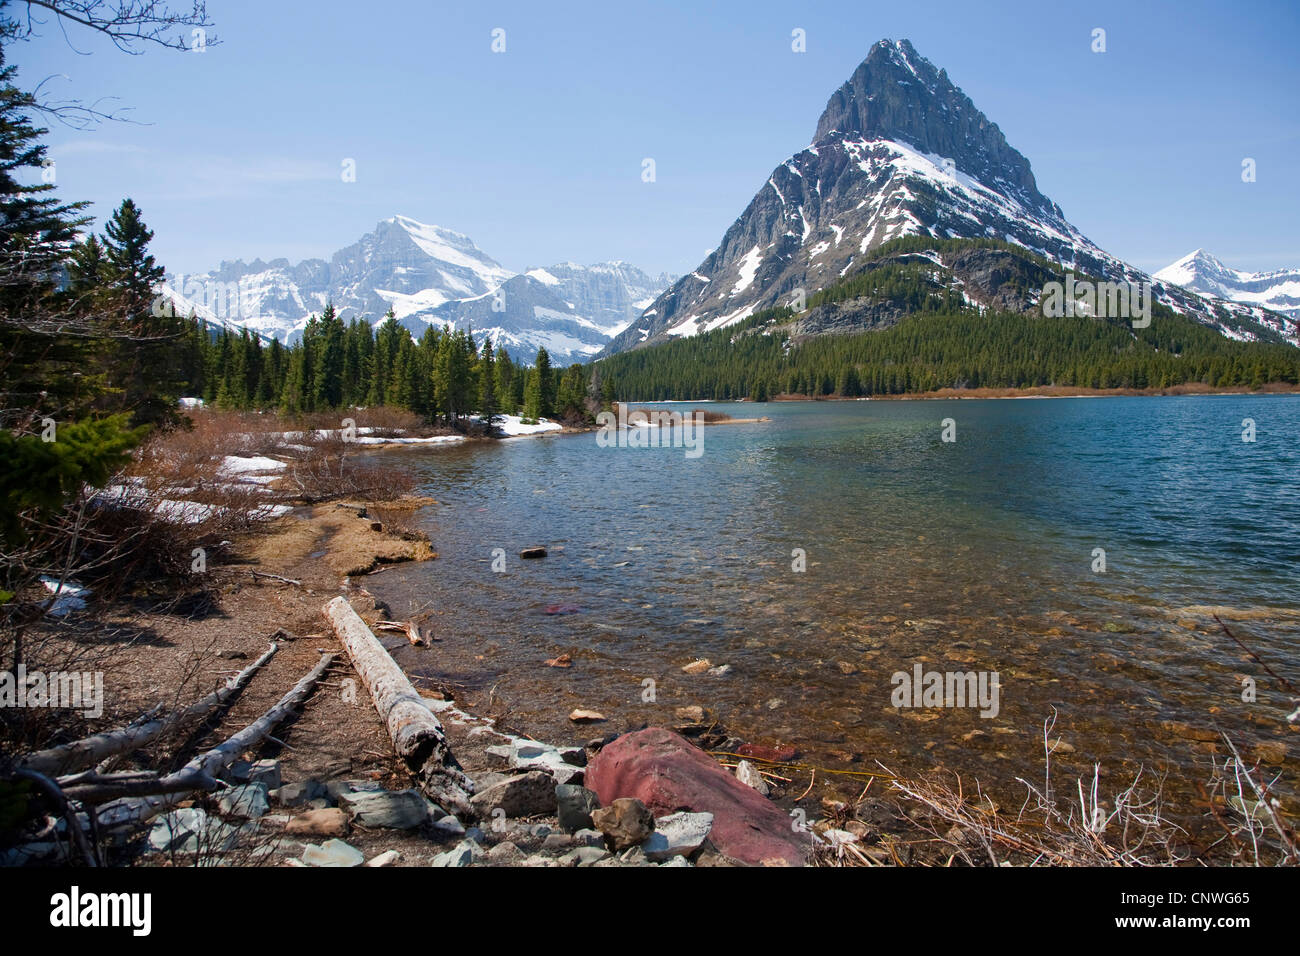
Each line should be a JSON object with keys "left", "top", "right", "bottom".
{"left": 103, "top": 198, "right": 164, "bottom": 316}
{"left": 534, "top": 347, "right": 555, "bottom": 418}
{"left": 311, "top": 304, "right": 345, "bottom": 409}
{"left": 0, "top": 47, "right": 89, "bottom": 310}
{"left": 479, "top": 336, "right": 499, "bottom": 429}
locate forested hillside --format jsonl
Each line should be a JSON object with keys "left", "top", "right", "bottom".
{"left": 592, "top": 238, "right": 1300, "bottom": 401}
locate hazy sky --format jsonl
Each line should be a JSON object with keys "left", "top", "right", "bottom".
{"left": 12, "top": 0, "right": 1300, "bottom": 279}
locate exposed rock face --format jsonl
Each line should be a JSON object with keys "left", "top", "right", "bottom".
{"left": 602, "top": 39, "right": 1297, "bottom": 355}
{"left": 814, "top": 40, "right": 1050, "bottom": 216}
{"left": 585, "top": 728, "right": 809, "bottom": 866}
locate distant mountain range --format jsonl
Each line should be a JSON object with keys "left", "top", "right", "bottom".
{"left": 602, "top": 39, "right": 1297, "bottom": 355}
{"left": 161, "top": 215, "right": 674, "bottom": 365}
{"left": 1155, "top": 250, "right": 1300, "bottom": 321}
{"left": 164, "top": 41, "right": 1297, "bottom": 371}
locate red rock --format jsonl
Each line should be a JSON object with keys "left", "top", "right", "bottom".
{"left": 585, "top": 728, "right": 809, "bottom": 866}
{"left": 736, "top": 742, "right": 799, "bottom": 764}
{"left": 544, "top": 603, "right": 581, "bottom": 615}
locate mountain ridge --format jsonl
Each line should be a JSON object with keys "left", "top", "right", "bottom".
{"left": 161, "top": 215, "right": 674, "bottom": 365}
{"left": 603, "top": 39, "right": 1296, "bottom": 355}
{"left": 1155, "top": 250, "right": 1300, "bottom": 321}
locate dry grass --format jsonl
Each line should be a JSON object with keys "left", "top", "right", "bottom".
{"left": 811, "top": 710, "right": 1296, "bottom": 867}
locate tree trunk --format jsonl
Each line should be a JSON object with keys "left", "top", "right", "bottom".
{"left": 323, "top": 596, "right": 474, "bottom": 816}
{"left": 94, "top": 652, "right": 334, "bottom": 828}
{"left": 18, "top": 641, "right": 279, "bottom": 777}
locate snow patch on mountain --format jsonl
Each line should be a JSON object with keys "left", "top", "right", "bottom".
{"left": 164, "top": 216, "right": 674, "bottom": 364}
{"left": 1156, "top": 250, "right": 1300, "bottom": 321}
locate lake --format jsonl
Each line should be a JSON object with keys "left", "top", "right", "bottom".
{"left": 367, "top": 395, "right": 1300, "bottom": 824}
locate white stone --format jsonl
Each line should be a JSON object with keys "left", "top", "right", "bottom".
{"left": 301, "top": 838, "right": 364, "bottom": 867}
{"left": 641, "top": 811, "right": 713, "bottom": 862}
{"left": 735, "top": 759, "right": 770, "bottom": 796}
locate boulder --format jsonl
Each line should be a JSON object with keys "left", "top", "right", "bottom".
{"left": 469, "top": 771, "right": 556, "bottom": 819}
{"left": 325, "top": 778, "right": 384, "bottom": 803}
{"left": 271, "top": 779, "right": 326, "bottom": 807}
{"left": 555, "top": 783, "right": 600, "bottom": 833}
{"left": 520, "top": 547, "right": 548, "bottom": 559}
{"left": 430, "top": 814, "right": 466, "bottom": 838}
{"left": 641, "top": 811, "right": 713, "bottom": 861}
{"left": 542, "top": 832, "right": 573, "bottom": 851}
{"left": 507, "top": 739, "right": 584, "bottom": 784}
{"left": 432, "top": 839, "right": 484, "bottom": 867}
{"left": 585, "top": 727, "right": 809, "bottom": 866}
{"left": 147, "top": 808, "right": 238, "bottom": 854}
{"left": 591, "top": 797, "right": 654, "bottom": 850}
{"left": 217, "top": 783, "right": 269, "bottom": 820}
{"left": 486, "top": 841, "right": 526, "bottom": 866}
{"left": 337, "top": 788, "right": 429, "bottom": 829}
{"left": 248, "top": 759, "right": 281, "bottom": 790}
{"left": 301, "top": 838, "right": 364, "bottom": 867}
{"left": 286, "top": 808, "right": 348, "bottom": 837}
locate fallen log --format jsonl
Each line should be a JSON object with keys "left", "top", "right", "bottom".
{"left": 323, "top": 596, "right": 474, "bottom": 816}
{"left": 18, "top": 642, "right": 279, "bottom": 777}
{"left": 93, "top": 652, "right": 335, "bottom": 829}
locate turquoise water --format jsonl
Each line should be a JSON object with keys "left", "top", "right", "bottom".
{"left": 369, "top": 396, "right": 1300, "bottom": 821}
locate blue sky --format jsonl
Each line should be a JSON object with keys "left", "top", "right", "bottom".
{"left": 12, "top": 0, "right": 1300, "bottom": 279}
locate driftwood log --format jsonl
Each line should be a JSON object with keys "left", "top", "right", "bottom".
{"left": 323, "top": 596, "right": 474, "bottom": 816}
{"left": 93, "top": 651, "right": 335, "bottom": 829}
{"left": 17, "top": 642, "right": 279, "bottom": 778}
{"left": 375, "top": 620, "right": 429, "bottom": 646}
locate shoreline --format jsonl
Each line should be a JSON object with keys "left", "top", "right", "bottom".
{"left": 628, "top": 383, "right": 1300, "bottom": 404}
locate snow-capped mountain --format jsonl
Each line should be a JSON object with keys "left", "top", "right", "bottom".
{"left": 1156, "top": 250, "right": 1300, "bottom": 321}
{"left": 162, "top": 216, "right": 673, "bottom": 364}
{"left": 604, "top": 39, "right": 1295, "bottom": 354}
{"left": 422, "top": 261, "right": 669, "bottom": 363}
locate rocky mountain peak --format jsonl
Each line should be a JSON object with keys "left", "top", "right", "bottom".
{"left": 813, "top": 39, "right": 1052, "bottom": 216}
